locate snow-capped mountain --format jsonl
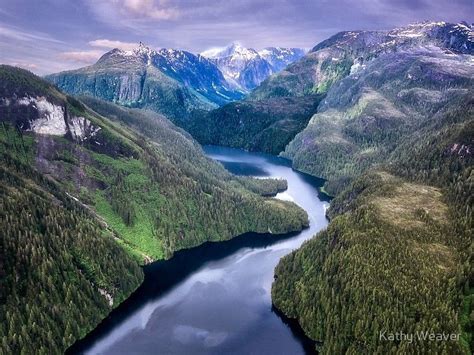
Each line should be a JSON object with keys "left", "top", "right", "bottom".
{"left": 96, "top": 43, "right": 243, "bottom": 104}
{"left": 47, "top": 43, "right": 244, "bottom": 122}
{"left": 311, "top": 21, "right": 473, "bottom": 54}
{"left": 202, "top": 43, "right": 306, "bottom": 91}
{"left": 252, "top": 21, "right": 473, "bottom": 100}
{"left": 258, "top": 47, "right": 307, "bottom": 72}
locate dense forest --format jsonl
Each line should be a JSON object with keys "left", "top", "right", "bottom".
{"left": 187, "top": 95, "right": 324, "bottom": 155}
{"left": 0, "top": 65, "right": 309, "bottom": 353}
{"left": 0, "top": 126, "right": 144, "bottom": 354}
{"left": 273, "top": 170, "right": 473, "bottom": 354}
{"left": 272, "top": 77, "right": 473, "bottom": 353}
{"left": 270, "top": 23, "right": 473, "bottom": 355}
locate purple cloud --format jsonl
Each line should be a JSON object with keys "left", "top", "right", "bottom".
{"left": 0, "top": 0, "right": 471, "bottom": 74}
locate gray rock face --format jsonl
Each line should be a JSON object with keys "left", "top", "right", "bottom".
{"left": 0, "top": 92, "right": 100, "bottom": 141}
{"left": 251, "top": 21, "right": 474, "bottom": 100}
{"left": 201, "top": 43, "right": 306, "bottom": 92}
{"left": 46, "top": 44, "right": 244, "bottom": 123}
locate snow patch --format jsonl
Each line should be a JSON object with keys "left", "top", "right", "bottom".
{"left": 18, "top": 96, "right": 67, "bottom": 135}
{"left": 69, "top": 116, "right": 101, "bottom": 142}
{"left": 350, "top": 61, "right": 365, "bottom": 75}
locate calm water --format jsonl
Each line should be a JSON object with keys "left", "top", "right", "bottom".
{"left": 69, "top": 146, "right": 330, "bottom": 355}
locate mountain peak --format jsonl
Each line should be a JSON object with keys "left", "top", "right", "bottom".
{"left": 128, "top": 42, "right": 157, "bottom": 58}
{"left": 201, "top": 42, "right": 259, "bottom": 60}
{"left": 96, "top": 42, "right": 158, "bottom": 64}
{"left": 311, "top": 21, "right": 473, "bottom": 54}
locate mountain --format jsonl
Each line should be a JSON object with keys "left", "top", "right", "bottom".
{"left": 189, "top": 44, "right": 312, "bottom": 154}
{"left": 201, "top": 43, "right": 305, "bottom": 91}
{"left": 196, "top": 22, "right": 473, "bottom": 157}
{"left": 252, "top": 21, "right": 473, "bottom": 99}
{"left": 258, "top": 47, "right": 307, "bottom": 72}
{"left": 46, "top": 43, "right": 244, "bottom": 124}
{"left": 268, "top": 22, "right": 473, "bottom": 354}
{"left": 189, "top": 95, "right": 324, "bottom": 155}
{"left": 281, "top": 21, "right": 474, "bottom": 194}
{"left": 0, "top": 65, "right": 308, "bottom": 353}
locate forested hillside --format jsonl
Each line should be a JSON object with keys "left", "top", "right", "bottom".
{"left": 0, "top": 65, "right": 308, "bottom": 354}
{"left": 271, "top": 22, "right": 473, "bottom": 354}
{"left": 283, "top": 48, "right": 474, "bottom": 195}
{"left": 273, "top": 171, "right": 473, "bottom": 354}
{"left": 0, "top": 125, "right": 144, "bottom": 354}
{"left": 188, "top": 95, "right": 323, "bottom": 155}
{"left": 274, "top": 95, "right": 473, "bottom": 353}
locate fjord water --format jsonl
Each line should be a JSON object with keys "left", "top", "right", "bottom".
{"left": 70, "top": 146, "right": 329, "bottom": 355}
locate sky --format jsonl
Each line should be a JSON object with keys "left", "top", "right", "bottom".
{"left": 0, "top": 0, "right": 472, "bottom": 75}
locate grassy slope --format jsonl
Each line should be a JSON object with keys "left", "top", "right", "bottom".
{"left": 76, "top": 96, "right": 308, "bottom": 260}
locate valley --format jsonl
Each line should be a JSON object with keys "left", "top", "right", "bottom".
{"left": 0, "top": 66, "right": 308, "bottom": 353}
{"left": 67, "top": 146, "right": 330, "bottom": 355}
{"left": 0, "top": 15, "right": 473, "bottom": 355}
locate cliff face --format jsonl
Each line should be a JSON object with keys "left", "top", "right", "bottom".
{"left": 251, "top": 22, "right": 473, "bottom": 100}
{"left": 46, "top": 45, "right": 244, "bottom": 124}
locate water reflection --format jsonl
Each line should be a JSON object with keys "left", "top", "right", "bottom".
{"left": 69, "top": 146, "right": 329, "bottom": 355}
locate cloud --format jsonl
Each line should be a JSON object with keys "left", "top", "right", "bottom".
{"left": 89, "top": 0, "right": 179, "bottom": 22}
{"left": 89, "top": 39, "right": 138, "bottom": 50}
{"left": 59, "top": 50, "right": 103, "bottom": 64}
{"left": 122, "top": 0, "right": 179, "bottom": 19}
{"left": 1, "top": 0, "right": 471, "bottom": 75}
{"left": 0, "top": 23, "right": 63, "bottom": 44}
{"left": 58, "top": 39, "right": 140, "bottom": 68}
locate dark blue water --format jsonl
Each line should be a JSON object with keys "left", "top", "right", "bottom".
{"left": 68, "top": 146, "right": 329, "bottom": 355}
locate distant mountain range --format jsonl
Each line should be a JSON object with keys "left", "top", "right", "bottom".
{"left": 194, "top": 21, "right": 473, "bottom": 156}
{"left": 46, "top": 43, "right": 304, "bottom": 124}
{"left": 46, "top": 43, "right": 242, "bottom": 123}
{"left": 201, "top": 43, "right": 306, "bottom": 91}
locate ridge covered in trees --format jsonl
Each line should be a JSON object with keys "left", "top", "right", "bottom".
{"left": 270, "top": 22, "right": 473, "bottom": 355}
{"left": 0, "top": 65, "right": 308, "bottom": 353}
{"left": 271, "top": 73, "right": 473, "bottom": 354}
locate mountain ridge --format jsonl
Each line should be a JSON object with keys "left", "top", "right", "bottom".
{"left": 45, "top": 43, "right": 244, "bottom": 124}
{"left": 251, "top": 21, "right": 473, "bottom": 100}
{"left": 0, "top": 64, "right": 309, "bottom": 353}
{"left": 201, "top": 42, "right": 306, "bottom": 91}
